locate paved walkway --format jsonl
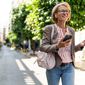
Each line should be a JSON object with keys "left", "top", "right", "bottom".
{"left": 0, "top": 46, "right": 42, "bottom": 85}
{"left": 0, "top": 45, "right": 85, "bottom": 85}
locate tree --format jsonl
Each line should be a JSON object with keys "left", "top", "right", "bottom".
{"left": 25, "top": 0, "right": 41, "bottom": 40}
{"left": 11, "top": 3, "right": 29, "bottom": 45}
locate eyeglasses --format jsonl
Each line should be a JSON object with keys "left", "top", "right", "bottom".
{"left": 58, "top": 10, "right": 71, "bottom": 13}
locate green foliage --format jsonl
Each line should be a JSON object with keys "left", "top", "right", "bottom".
{"left": 10, "top": 0, "right": 85, "bottom": 45}
{"left": 11, "top": 3, "right": 30, "bottom": 44}
{"left": 25, "top": 0, "right": 58, "bottom": 39}
{"left": 25, "top": 0, "right": 42, "bottom": 40}
{"left": 7, "top": 32, "right": 17, "bottom": 43}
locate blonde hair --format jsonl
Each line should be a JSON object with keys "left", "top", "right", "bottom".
{"left": 52, "top": 2, "right": 71, "bottom": 23}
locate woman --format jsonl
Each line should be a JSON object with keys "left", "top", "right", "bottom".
{"left": 40, "top": 2, "right": 85, "bottom": 85}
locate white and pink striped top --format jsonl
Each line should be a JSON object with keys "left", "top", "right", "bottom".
{"left": 55, "top": 24, "right": 72, "bottom": 63}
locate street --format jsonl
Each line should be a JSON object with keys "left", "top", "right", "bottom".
{"left": 0, "top": 45, "right": 85, "bottom": 85}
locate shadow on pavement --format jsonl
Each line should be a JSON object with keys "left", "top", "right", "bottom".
{"left": 20, "top": 60, "right": 42, "bottom": 85}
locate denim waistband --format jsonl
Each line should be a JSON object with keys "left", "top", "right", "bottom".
{"left": 60, "top": 62, "right": 72, "bottom": 67}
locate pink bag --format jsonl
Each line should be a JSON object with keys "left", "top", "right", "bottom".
{"left": 37, "top": 25, "right": 55, "bottom": 69}
{"left": 37, "top": 51, "right": 55, "bottom": 69}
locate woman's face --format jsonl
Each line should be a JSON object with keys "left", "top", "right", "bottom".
{"left": 55, "top": 5, "right": 70, "bottom": 23}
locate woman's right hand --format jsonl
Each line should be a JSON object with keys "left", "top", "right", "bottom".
{"left": 57, "top": 39, "right": 72, "bottom": 48}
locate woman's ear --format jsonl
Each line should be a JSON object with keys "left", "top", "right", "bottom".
{"left": 55, "top": 14, "right": 57, "bottom": 18}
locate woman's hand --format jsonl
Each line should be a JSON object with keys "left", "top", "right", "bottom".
{"left": 81, "top": 40, "right": 85, "bottom": 47}
{"left": 57, "top": 39, "right": 72, "bottom": 48}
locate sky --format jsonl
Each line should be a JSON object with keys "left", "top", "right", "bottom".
{"left": 0, "top": 0, "right": 31, "bottom": 33}
{"left": 0, "top": 0, "right": 31, "bottom": 40}
{"left": 0, "top": 0, "right": 12, "bottom": 32}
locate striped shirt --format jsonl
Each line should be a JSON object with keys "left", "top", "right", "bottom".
{"left": 55, "top": 24, "right": 72, "bottom": 63}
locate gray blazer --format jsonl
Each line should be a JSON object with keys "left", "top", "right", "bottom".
{"left": 40, "top": 24, "right": 82, "bottom": 67}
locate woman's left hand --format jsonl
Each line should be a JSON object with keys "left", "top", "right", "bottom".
{"left": 81, "top": 40, "right": 85, "bottom": 47}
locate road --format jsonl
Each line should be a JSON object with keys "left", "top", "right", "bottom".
{"left": 0, "top": 45, "right": 85, "bottom": 85}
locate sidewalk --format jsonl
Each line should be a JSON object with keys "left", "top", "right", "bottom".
{"left": 22, "top": 53, "right": 48, "bottom": 85}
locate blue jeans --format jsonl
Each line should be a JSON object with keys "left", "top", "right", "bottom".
{"left": 46, "top": 63, "right": 74, "bottom": 85}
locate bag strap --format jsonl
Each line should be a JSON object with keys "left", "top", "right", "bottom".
{"left": 51, "top": 25, "right": 54, "bottom": 39}
{"left": 50, "top": 25, "right": 55, "bottom": 43}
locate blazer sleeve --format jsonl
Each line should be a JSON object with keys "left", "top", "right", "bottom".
{"left": 75, "top": 42, "right": 84, "bottom": 52}
{"left": 40, "top": 25, "right": 59, "bottom": 53}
